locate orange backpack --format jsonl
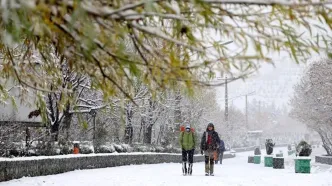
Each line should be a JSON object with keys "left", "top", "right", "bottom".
{"left": 180, "top": 125, "right": 195, "bottom": 132}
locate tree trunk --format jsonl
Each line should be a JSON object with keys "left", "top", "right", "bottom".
{"left": 124, "top": 126, "right": 133, "bottom": 144}
{"left": 156, "top": 125, "right": 163, "bottom": 145}
{"left": 51, "top": 122, "right": 60, "bottom": 141}
{"left": 138, "top": 118, "right": 144, "bottom": 143}
{"left": 144, "top": 125, "right": 153, "bottom": 144}
{"left": 62, "top": 103, "right": 72, "bottom": 141}
{"left": 124, "top": 103, "right": 134, "bottom": 144}
{"left": 173, "top": 90, "right": 182, "bottom": 146}
{"left": 317, "top": 129, "right": 332, "bottom": 156}
{"left": 174, "top": 90, "right": 182, "bottom": 129}
{"left": 143, "top": 97, "right": 155, "bottom": 144}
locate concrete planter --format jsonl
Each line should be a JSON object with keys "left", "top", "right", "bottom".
{"left": 276, "top": 153, "right": 283, "bottom": 157}
{"left": 248, "top": 156, "right": 254, "bottom": 163}
{"left": 254, "top": 155, "right": 261, "bottom": 164}
{"left": 264, "top": 155, "right": 273, "bottom": 167}
{"left": 315, "top": 155, "right": 332, "bottom": 165}
{"left": 295, "top": 157, "right": 311, "bottom": 173}
{"left": 288, "top": 150, "right": 295, "bottom": 156}
{"left": 273, "top": 157, "right": 284, "bottom": 169}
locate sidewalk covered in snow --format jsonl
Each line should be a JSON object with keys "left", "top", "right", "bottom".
{"left": 1, "top": 147, "right": 331, "bottom": 186}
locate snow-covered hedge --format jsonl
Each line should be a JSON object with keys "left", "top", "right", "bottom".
{"left": 0, "top": 152, "right": 236, "bottom": 182}
{"left": 2, "top": 141, "right": 185, "bottom": 157}
{"left": 131, "top": 144, "right": 181, "bottom": 153}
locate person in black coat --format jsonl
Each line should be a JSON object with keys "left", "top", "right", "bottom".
{"left": 200, "top": 123, "right": 220, "bottom": 176}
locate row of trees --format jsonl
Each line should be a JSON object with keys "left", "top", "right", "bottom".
{"left": 290, "top": 58, "right": 332, "bottom": 156}
{"left": 0, "top": 0, "right": 332, "bottom": 155}
{"left": 1, "top": 59, "right": 223, "bottom": 154}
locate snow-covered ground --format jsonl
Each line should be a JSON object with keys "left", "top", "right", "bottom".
{"left": 1, "top": 147, "right": 332, "bottom": 186}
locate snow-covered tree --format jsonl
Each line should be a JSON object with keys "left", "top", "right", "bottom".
{"left": 290, "top": 58, "right": 332, "bottom": 155}
{"left": 122, "top": 79, "right": 149, "bottom": 144}
{"left": 27, "top": 55, "right": 107, "bottom": 142}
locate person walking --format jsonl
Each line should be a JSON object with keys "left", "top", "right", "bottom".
{"left": 200, "top": 123, "right": 220, "bottom": 176}
{"left": 219, "top": 139, "right": 226, "bottom": 164}
{"left": 179, "top": 125, "right": 196, "bottom": 176}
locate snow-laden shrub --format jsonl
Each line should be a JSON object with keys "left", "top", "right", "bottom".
{"left": 7, "top": 142, "right": 24, "bottom": 157}
{"left": 60, "top": 145, "right": 73, "bottom": 155}
{"left": 26, "top": 149, "right": 37, "bottom": 156}
{"left": 95, "top": 144, "right": 115, "bottom": 153}
{"left": 59, "top": 142, "right": 73, "bottom": 155}
{"left": 254, "top": 147, "right": 261, "bottom": 155}
{"left": 155, "top": 146, "right": 165, "bottom": 152}
{"left": 164, "top": 145, "right": 181, "bottom": 153}
{"left": 149, "top": 146, "right": 156, "bottom": 152}
{"left": 55, "top": 148, "right": 61, "bottom": 155}
{"left": 121, "top": 144, "right": 133, "bottom": 152}
{"left": 113, "top": 144, "right": 124, "bottom": 152}
{"left": 31, "top": 141, "right": 58, "bottom": 156}
{"left": 296, "top": 140, "right": 312, "bottom": 156}
{"left": 135, "top": 145, "right": 149, "bottom": 152}
{"left": 80, "top": 142, "right": 94, "bottom": 154}
{"left": 132, "top": 145, "right": 167, "bottom": 153}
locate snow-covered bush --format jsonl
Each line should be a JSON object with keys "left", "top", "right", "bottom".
{"left": 79, "top": 142, "right": 94, "bottom": 154}
{"left": 133, "top": 145, "right": 149, "bottom": 152}
{"left": 28, "top": 141, "right": 59, "bottom": 156}
{"left": 59, "top": 141, "right": 73, "bottom": 155}
{"left": 95, "top": 144, "right": 115, "bottom": 153}
{"left": 296, "top": 141, "right": 312, "bottom": 156}
{"left": 149, "top": 146, "right": 156, "bottom": 152}
{"left": 121, "top": 144, "right": 133, "bottom": 152}
{"left": 155, "top": 146, "right": 165, "bottom": 152}
{"left": 164, "top": 145, "right": 181, "bottom": 153}
{"left": 113, "top": 144, "right": 124, "bottom": 152}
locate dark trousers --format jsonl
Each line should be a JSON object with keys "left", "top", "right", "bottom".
{"left": 182, "top": 149, "right": 194, "bottom": 163}
{"left": 219, "top": 151, "right": 224, "bottom": 164}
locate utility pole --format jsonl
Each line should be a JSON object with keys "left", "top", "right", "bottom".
{"left": 245, "top": 91, "right": 255, "bottom": 130}
{"left": 225, "top": 76, "right": 228, "bottom": 124}
{"left": 245, "top": 94, "right": 248, "bottom": 129}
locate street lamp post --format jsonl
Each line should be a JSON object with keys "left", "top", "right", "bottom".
{"left": 216, "top": 76, "right": 240, "bottom": 124}
{"left": 89, "top": 109, "right": 97, "bottom": 142}
{"left": 245, "top": 91, "right": 255, "bottom": 130}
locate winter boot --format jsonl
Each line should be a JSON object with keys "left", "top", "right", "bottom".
{"left": 182, "top": 162, "right": 187, "bottom": 175}
{"left": 188, "top": 163, "right": 193, "bottom": 175}
{"left": 205, "top": 163, "right": 209, "bottom": 176}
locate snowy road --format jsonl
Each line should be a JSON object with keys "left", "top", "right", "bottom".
{"left": 1, "top": 147, "right": 332, "bottom": 186}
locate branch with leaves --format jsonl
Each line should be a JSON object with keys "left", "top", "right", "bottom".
{"left": 0, "top": 0, "right": 330, "bottom": 104}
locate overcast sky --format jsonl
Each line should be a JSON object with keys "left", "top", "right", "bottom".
{"left": 215, "top": 56, "right": 307, "bottom": 112}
